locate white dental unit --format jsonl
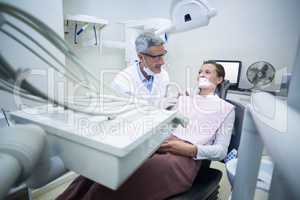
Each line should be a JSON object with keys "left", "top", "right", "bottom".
{"left": 0, "top": 0, "right": 217, "bottom": 199}
{"left": 231, "top": 45, "right": 300, "bottom": 200}
{"left": 10, "top": 103, "right": 179, "bottom": 190}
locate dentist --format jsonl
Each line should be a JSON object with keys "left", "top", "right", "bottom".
{"left": 111, "top": 32, "right": 171, "bottom": 107}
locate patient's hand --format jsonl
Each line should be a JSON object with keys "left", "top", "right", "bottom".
{"left": 157, "top": 140, "right": 197, "bottom": 158}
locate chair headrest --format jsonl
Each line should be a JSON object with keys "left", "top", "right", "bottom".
{"left": 226, "top": 100, "right": 245, "bottom": 153}
{"left": 215, "top": 80, "right": 231, "bottom": 99}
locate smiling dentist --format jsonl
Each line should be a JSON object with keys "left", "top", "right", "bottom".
{"left": 111, "top": 32, "right": 171, "bottom": 107}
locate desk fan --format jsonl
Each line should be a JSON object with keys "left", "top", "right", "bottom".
{"left": 246, "top": 61, "right": 276, "bottom": 90}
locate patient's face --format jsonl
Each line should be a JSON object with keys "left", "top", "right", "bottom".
{"left": 198, "top": 64, "right": 222, "bottom": 87}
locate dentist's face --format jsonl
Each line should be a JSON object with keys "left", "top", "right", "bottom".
{"left": 139, "top": 45, "right": 167, "bottom": 74}
{"left": 197, "top": 64, "right": 223, "bottom": 88}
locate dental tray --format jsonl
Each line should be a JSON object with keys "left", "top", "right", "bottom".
{"left": 10, "top": 104, "right": 179, "bottom": 189}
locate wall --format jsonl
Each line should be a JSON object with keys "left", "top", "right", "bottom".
{"left": 63, "top": 0, "right": 171, "bottom": 22}
{"left": 0, "top": 0, "right": 65, "bottom": 110}
{"left": 166, "top": 0, "right": 300, "bottom": 90}
{"left": 63, "top": 0, "right": 300, "bottom": 92}
{"left": 63, "top": 21, "right": 126, "bottom": 95}
{"left": 63, "top": 0, "right": 174, "bottom": 94}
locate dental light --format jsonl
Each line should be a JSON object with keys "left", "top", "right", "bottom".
{"left": 155, "top": 0, "right": 217, "bottom": 35}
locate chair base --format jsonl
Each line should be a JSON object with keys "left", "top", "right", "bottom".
{"left": 169, "top": 168, "right": 222, "bottom": 200}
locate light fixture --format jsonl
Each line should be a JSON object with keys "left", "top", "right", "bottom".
{"left": 155, "top": 0, "right": 217, "bottom": 35}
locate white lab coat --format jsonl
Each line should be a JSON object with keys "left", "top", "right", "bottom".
{"left": 111, "top": 63, "right": 170, "bottom": 105}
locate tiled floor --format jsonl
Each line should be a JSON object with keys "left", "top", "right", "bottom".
{"left": 211, "top": 161, "right": 231, "bottom": 200}
{"left": 32, "top": 172, "right": 77, "bottom": 200}
{"left": 34, "top": 182, "right": 70, "bottom": 200}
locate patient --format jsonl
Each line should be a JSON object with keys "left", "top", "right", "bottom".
{"left": 56, "top": 61, "right": 235, "bottom": 200}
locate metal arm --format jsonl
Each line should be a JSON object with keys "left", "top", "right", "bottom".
{"left": 0, "top": 2, "right": 151, "bottom": 118}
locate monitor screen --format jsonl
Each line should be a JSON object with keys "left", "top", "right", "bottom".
{"left": 207, "top": 60, "right": 242, "bottom": 89}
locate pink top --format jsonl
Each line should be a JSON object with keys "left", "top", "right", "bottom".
{"left": 173, "top": 95, "right": 234, "bottom": 146}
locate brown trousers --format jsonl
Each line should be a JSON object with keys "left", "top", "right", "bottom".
{"left": 56, "top": 137, "right": 201, "bottom": 200}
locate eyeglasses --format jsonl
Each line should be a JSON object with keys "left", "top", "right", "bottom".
{"left": 141, "top": 51, "right": 167, "bottom": 61}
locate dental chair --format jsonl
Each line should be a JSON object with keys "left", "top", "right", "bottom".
{"left": 215, "top": 80, "right": 231, "bottom": 100}
{"left": 169, "top": 80, "right": 245, "bottom": 200}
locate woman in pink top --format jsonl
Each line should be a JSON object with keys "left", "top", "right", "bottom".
{"left": 56, "top": 61, "right": 235, "bottom": 200}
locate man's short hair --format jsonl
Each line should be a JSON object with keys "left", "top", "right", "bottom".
{"left": 135, "top": 32, "right": 165, "bottom": 54}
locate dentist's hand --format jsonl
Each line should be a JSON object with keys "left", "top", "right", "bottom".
{"left": 161, "top": 97, "right": 178, "bottom": 110}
